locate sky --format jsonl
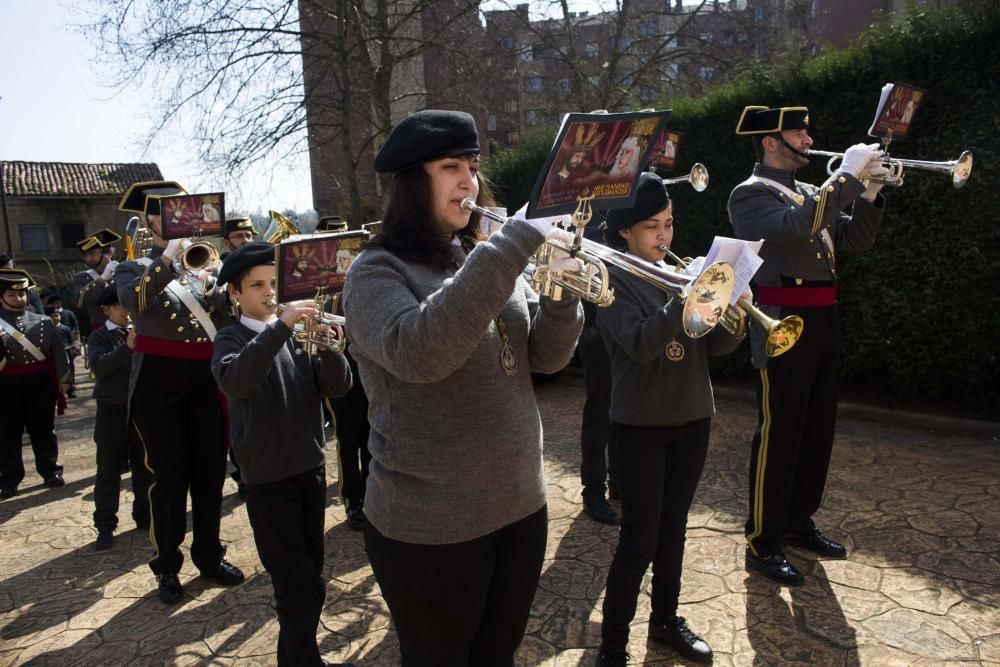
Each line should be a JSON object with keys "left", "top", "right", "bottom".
{"left": 0, "top": 0, "right": 615, "bottom": 214}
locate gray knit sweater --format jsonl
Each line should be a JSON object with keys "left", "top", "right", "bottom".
{"left": 342, "top": 219, "right": 583, "bottom": 544}
{"left": 597, "top": 264, "right": 743, "bottom": 427}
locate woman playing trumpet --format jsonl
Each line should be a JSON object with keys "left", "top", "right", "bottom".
{"left": 342, "top": 110, "right": 583, "bottom": 665}
{"left": 596, "top": 173, "right": 745, "bottom": 666}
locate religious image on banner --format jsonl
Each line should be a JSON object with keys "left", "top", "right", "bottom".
{"left": 275, "top": 231, "right": 368, "bottom": 303}
{"left": 157, "top": 193, "right": 226, "bottom": 240}
{"left": 868, "top": 82, "right": 926, "bottom": 140}
{"left": 650, "top": 129, "right": 683, "bottom": 172}
{"left": 528, "top": 110, "right": 669, "bottom": 218}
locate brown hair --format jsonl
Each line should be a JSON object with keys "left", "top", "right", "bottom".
{"left": 366, "top": 154, "right": 495, "bottom": 269}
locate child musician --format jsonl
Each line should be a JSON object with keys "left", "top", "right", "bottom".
{"left": 596, "top": 173, "right": 744, "bottom": 665}
{"left": 211, "top": 241, "right": 353, "bottom": 667}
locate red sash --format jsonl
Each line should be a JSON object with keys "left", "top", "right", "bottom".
{"left": 0, "top": 359, "right": 65, "bottom": 414}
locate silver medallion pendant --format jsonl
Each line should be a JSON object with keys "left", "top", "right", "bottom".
{"left": 665, "top": 340, "right": 685, "bottom": 362}
{"left": 500, "top": 342, "right": 518, "bottom": 376}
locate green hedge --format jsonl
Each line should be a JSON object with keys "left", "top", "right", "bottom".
{"left": 486, "top": 1, "right": 1000, "bottom": 416}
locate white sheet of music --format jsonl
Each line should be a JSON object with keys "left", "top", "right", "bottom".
{"left": 684, "top": 236, "right": 763, "bottom": 306}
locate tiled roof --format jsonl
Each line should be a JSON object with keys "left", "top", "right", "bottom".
{"left": 1, "top": 161, "right": 164, "bottom": 197}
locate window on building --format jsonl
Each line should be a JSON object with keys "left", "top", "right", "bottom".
{"left": 553, "top": 46, "right": 568, "bottom": 61}
{"left": 638, "top": 22, "right": 658, "bottom": 38}
{"left": 664, "top": 63, "right": 680, "bottom": 80}
{"left": 610, "top": 34, "right": 632, "bottom": 51}
{"left": 723, "top": 30, "right": 736, "bottom": 45}
{"left": 526, "top": 109, "right": 541, "bottom": 127}
{"left": 504, "top": 129, "right": 520, "bottom": 144}
{"left": 520, "top": 45, "right": 534, "bottom": 62}
{"left": 639, "top": 87, "right": 657, "bottom": 103}
{"left": 700, "top": 32, "right": 714, "bottom": 45}
{"left": 524, "top": 77, "right": 544, "bottom": 94}
{"left": 532, "top": 45, "right": 546, "bottom": 61}
{"left": 20, "top": 224, "right": 50, "bottom": 252}
{"left": 585, "top": 43, "right": 600, "bottom": 59}
{"left": 665, "top": 35, "right": 678, "bottom": 48}
{"left": 487, "top": 114, "right": 498, "bottom": 132}
{"left": 556, "top": 78, "right": 571, "bottom": 96}
{"left": 588, "top": 75, "right": 601, "bottom": 88}
{"left": 59, "top": 223, "right": 86, "bottom": 249}
{"left": 504, "top": 99, "right": 519, "bottom": 113}
{"left": 753, "top": 7, "right": 765, "bottom": 20}
{"left": 699, "top": 66, "right": 715, "bottom": 81}
{"left": 501, "top": 36, "right": 514, "bottom": 49}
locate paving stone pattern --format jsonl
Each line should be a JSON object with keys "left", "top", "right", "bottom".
{"left": 1, "top": 365, "right": 998, "bottom": 665}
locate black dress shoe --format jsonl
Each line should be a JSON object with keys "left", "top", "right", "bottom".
{"left": 745, "top": 549, "right": 804, "bottom": 585}
{"left": 786, "top": 529, "right": 847, "bottom": 558}
{"left": 347, "top": 505, "right": 366, "bottom": 532}
{"left": 0, "top": 486, "right": 17, "bottom": 500}
{"left": 583, "top": 493, "right": 621, "bottom": 525}
{"left": 43, "top": 473, "right": 65, "bottom": 488}
{"left": 157, "top": 573, "right": 183, "bottom": 604}
{"left": 596, "top": 648, "right": 630, "bottom": 666}
{"left": 200, "top": 559, "right": 245, "bottom": 586}
{"left": 649, "top": 616, "right": 713, "bottom": 664}
{"left": 95, "top": 529, "right": 114, "bottom": 551}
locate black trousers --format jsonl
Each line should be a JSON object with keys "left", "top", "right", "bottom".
{"left": 93, "top": 402, "right": 152, "bottom": 531}
{"left": 0, "top": 371, "right": 61, "bottom": 489}
{"left": 245, "top": 466, "right": 327, "bottom": 667}
{"left": 601, "top": 419, "right": 710, "bottom": 650}
{"left": 745, "top": 304, "right": 839, "bottom": 557}
{"left": 330, "top": 352, "right": 370, "bottom": 509}
{"left": 579, "top": 326, "right": 616, "bottom": 495}
{"left": 131, "top": 354, "right": 227, "bottom": 575}
{"left": 365, "top": 506, "right": 548, "bottom": 666}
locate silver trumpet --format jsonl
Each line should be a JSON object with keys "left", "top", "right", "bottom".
{"left": 807, "top": 149, "right": 974, "bottom": 189}
{"left": 266, "top": 298, "right": 347, "bottom": 354}
{"left": 661, "top": 163, "right": 710, "bottom": 192}
{"left": 463, "top": 199, "right": 736, "bottom": 338}
{"left": 659, "top": 245, "right": 803, "bottom": 357}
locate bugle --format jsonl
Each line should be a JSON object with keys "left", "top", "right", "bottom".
{"left": 659, "top": 245, "right": 803, "bottom": 357}
{"left": 807, "top": 149, "right": 974, "bottom": 189}
{"left": 462, "top": 199, "right": 736, "bottom": 338}
{"left": 266, "top": 298, "right": 347, "bottom": 354}
{"left": 661, "top": 163, "right": 710, "bottom": 192}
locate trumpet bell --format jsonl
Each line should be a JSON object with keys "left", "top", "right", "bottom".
{"left": 689, "top": 163, "right": 709, "bottom": 192}
{"left": 264, "top": 210, "right": 301, "bottom": 243}
{"left": 764, "top": 315, "right": 804, "bottom": 357}
{"left": 953, "top": 150, "right": 974, "bottom": 189}
{"left": 681, "top": 263, "right": 734, "bottom": 338}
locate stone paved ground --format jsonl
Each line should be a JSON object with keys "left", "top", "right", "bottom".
{"left": 1, "top": 364, "right": 998, "bottom": 666}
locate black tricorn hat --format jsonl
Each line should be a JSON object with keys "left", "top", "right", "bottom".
{"left": 217, "top": 241, "right": 275, "bottom": 287}
{"left": 604, "top": 173, "right": 671, "bottom": 237}
{"left": 96, "top": 283, "right": 120, "bottom": 306}
{"left": 374, "top": 110, "right": 480, "bottom": 175}
{"left": 224, "top": 217, "right": 257, "bottom": 237}
{"left": 76, "top": 228, "right": 122, "bottom": 252}
{"left": 118, "top": 180, "right": 187, "bottom": 215}
{"left": 316, "top": 216, "right": 348, "bottom": 233}
{"left": 0, "top": 269, "right": 35, "bottom": 291}
{"left": 735, "top": 106, "right": 810, "bottom": 135}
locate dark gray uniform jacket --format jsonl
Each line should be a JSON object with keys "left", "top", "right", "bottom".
{"left": 0, "top": 309, "right": 70, "bottom": 383}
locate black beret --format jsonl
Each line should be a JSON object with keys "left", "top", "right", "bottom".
{"left": 97, "top": 284, "right": 120, "bottom": 306}
{"left": 605, "top": 173, "right": 671, "bottom": 237}
{"left": 217, "top": 240, "right": 275, "bottom": 286}
{"left": 735, "top": 106, "right": 810, "bottom": 135}
{"left": 46, "top": 293, "right": 64, "bottom": 305}
{"left": 374, "top": 110, "right": 480, "bottom": 174}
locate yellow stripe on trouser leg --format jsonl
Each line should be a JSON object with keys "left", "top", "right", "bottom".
{"left": 747, "top": 368, "right": 771, "bottom": 557}
{"left": 132, "top": 419, "right": 159, "bottom": 557}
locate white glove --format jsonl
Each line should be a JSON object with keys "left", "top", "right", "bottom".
{"left": 100, "top": 260, "right": 118, "bottom": 281}
{"left": 839, "top": 143, "right": 882, "bottom": 180}
{"left": 163, "top": 239, "right": 183, "bottom": 260}
{"left": 511, "top": 203, "right": 573, "bottom": 238}
{"left": 545, "top": 228, "right": 586, "bottom": 274}
{"left": 862, "top": 164, "right": 891, "bottom": 200}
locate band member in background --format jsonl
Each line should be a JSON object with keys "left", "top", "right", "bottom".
{"left": 330, "top": 340, "right": 371, "bottom": 532}
{"left": 45, "top": 296, "right": 80, "bottom": 397}
{"left": 579, "top": 215, "right": 619, "bottom": 526}
{"left": 728, "top": 106, "right": 886, "bottom": 585}
{"left": 316, "top": 215, "right": 349, "bottom": 233}
{"left": 0, "top": 269, "right": 70, "bottom": 499}
{"left": 0, "top": 255, "right": 44, "bottom": 313}
{"left": 343, "top": 110, "right": 583, "bottom": 664}
{"left": 116, "top": 180, "right": 244, "bottom": 604}
{"left": 220, "top": 217, "right": 257, "bottom": 259}
{"left": 212, "top": 242, "right": 353, "bottom": 667}
{"left": 87, "top": 284, "right": 151, "bottom": 549}
{"left": 73, "top": 228, "right": 121, "bottom": 331}
{"left": 595, "top": 174, "right": 743, "bottom": 666}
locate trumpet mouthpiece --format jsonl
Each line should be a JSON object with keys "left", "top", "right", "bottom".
{"left": 460, "top": 198, "right": 475, "bottom": 210}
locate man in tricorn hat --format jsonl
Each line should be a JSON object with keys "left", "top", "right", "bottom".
{"left": 115, "top": 180, "right": 245, "bottom": 603}
{"left": 73, "top": 228, "right": 122, "bottom": 331}
{"left": 220, "top": 217, "right": 257, "bottom": 260}
{"left": 0, "top": 268, "right": 71, "bottom": 499}
{"left": 315, "top": 215, "right": 349, "bottom": 233}
{"left": 728, "top": 105, "right": 887, "bottom": 585}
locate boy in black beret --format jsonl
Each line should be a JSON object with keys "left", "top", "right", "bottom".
{"left": 87, "top": 285, "right": 152, "bottom": 549}
{"left": 45, "top": 295, "right": 80, "bottom": 396}
{"left": 211, "top": 241, "right": 353, "bottom": 667}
